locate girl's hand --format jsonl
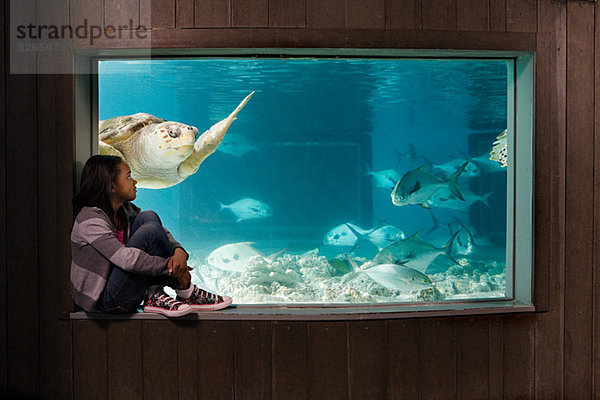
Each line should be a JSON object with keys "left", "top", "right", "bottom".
{"left": 178, "top": 271, "right": 192, "bottom": 291}
{"left": 168, "top": 248, "right": 192, "bottom": 279}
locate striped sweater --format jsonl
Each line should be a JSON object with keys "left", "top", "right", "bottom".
{"left": 70, "top": 203, "right": 184, "bottom": 311}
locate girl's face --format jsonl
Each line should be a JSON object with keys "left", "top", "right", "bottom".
{"left": 111, "top": 162, "right": 137, "bottom": 204}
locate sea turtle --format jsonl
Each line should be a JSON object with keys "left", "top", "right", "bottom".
{"left": 99, "top": 91, "right": 254, "bottom": 188}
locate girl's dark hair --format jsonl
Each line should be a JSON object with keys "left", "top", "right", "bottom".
{"left": 73, "top": 155, "right": 123, "bottom": 221}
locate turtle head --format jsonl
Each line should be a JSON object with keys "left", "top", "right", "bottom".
{"left": 145, "top": 122, "right": 199, "bottom": 164}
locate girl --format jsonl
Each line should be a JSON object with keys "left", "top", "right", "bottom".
{"left": 70, "top": 155, "right": 232, "bottom": 317}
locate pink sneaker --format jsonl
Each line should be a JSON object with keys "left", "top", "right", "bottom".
{"left": 143, "top": 292, "right": 193, "bottom": 317}
{"left": 177, "top": 286, "right": 233, "bottom": 311}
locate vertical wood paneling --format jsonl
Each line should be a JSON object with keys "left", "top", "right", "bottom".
{"left": 37, "top": 71, "right": 71, "bottom": 394}
{"left": 37, "top": 0, "right": 73, "bottom": 396}
{"left": 387, "top": 320, "right": 420, "bottom": 399}
{"left": 108, "top": 321, "right": 143, "bottom": 400}
{"left": 269, "top": 0, "right": 305, "bottom": 28}
{"left": 150, "top": 0, "right": 175, "bottom": 29}
{"left": 232, "top": 0, "right": 268, "bottom": 27}
{"left": 234, "top": 322, "right": 272, "bottom": 400}
{"left": 421, "top": 319, "right": 456, "bottom": 398}
{"left": 177, "top": 0, "right": 195, "bottom": 28}
{"left": 503, "top": 316, "right": 535, "bottom": 398}
{"left": 272, "top": 322, "right": 308, "bottom": 400}
{"left": 596, "top": 3, "right": 600, "bottom": 398}
{"left": 73, "top": 321, "right": 107, "bottom": 400}
{"left": 348, "top": 321, "right": 387, "bottom": 399}
{"left": 535, "top": 1, "right": 566, "bottom": 398}
{"left": 456, "top": 0, "right": 489, "bottom": 31}
{"left": 7, "top": 43, "right": 39, "bottom": 400}
{"left": 308, "top": 322, "right": 348, "bottom": 399}
{"left": 143, "top": 321, "right": 179, "bottom": 400}
{"left": 55, "top": 69, "right": 75, "bottom": 316}
{"left": 306, "top": 0, "right": 346, "bottom": 29}
{"left": 386, "top": 0, "right": 421, "bottom": 30}
{"left": 506, "top": 0, "right": 536, "bottom": 33}
{"left": 195, "top": 0, "right": 230, "bottom": 28}
{"left": 105, "top": 0, "right": 139, "bottom": 28}
{"left": 0, "top": 0, "right": 6, "bottom": 392}
{"left": 533, "top": 7, "right": 556, "bottom": 313}
{"left": 177, "top": 322, "right": 198, "bottom": 400}
{"left": 488, "top": 317, "right": 504, "bottom": 399}
{"left": 197, "top": 322, "right": 235, "bottom": 399}
{"left": 565, "top": 2, "right": 595, "bottom": 398}
{"left": 347, "top": 0, "right": 385, "bottom": 29}
{"left": 422, "top": 0, "right": 456, "bottom": 31}
{"left": 456, "top": 317, "right": 489, "bottom": 399}
{"left": 489, "top": 0, "right": 506, "bottom": 31}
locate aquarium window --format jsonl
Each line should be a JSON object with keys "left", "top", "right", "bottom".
{"left": 77, "top": 50, "right": 534, "bottom": 316}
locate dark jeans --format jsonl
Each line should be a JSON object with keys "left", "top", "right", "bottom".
{"left": 99, "top": 211, "right": 180, "bottom": 313}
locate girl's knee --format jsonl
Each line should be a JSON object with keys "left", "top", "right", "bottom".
{"left": 137, "top": 210, "right": 161, "bottom": 225}
{"left": 136, "top": 221, "right": 164, "bottom": 237}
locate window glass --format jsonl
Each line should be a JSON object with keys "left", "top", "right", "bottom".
{"left": 98, "top": 57, "right": 513, "bottom": 304}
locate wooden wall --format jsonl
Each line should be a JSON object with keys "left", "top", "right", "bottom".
{"left": 1, "top": 0, "right": 598, "bottom": 398}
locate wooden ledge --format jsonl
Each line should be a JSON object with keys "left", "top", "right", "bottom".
{"left": 70, "top": 301, "right": 535, "bottom": 321}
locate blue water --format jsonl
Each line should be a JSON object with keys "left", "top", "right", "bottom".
{"left": 99, "top": 58, "right": 509, "bottom": 303}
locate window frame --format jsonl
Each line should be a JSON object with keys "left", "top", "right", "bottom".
{"left": 73, "top": 48, "right": 535, "bottom": 320}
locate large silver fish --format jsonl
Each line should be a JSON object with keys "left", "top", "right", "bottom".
{"left": 366, "top": 225, "right": 405, "bottom": 250}
{"left": 346, "top": 255, "right": 432, "bottom": 292}
{"left": 365, "top": 169, "right": 400, "bottom": 189}
{"left": 395, "top": 143, "right": 418, "bottom": 169}
{"left": 207, "top": 242, "right": 261, "bottom": 272}
{"left": 449, "top": 218, "right": 494, "bottom": 252}
{"left": 425, "top": 186, "right": 492, "bottom": 211}
{"left": 372, "top": 231, "right": 458, "bottom": 273}
{"left": 219, "top": 197, "right": 273, "bottom": 222}
{"left": 390, "top": 162, "right": 468, "bottom": 208}
{"left": 323, "top": 223, "right": 368, "bottom": 246}
{"left": 425, "top": 158, "right": 480, "bottom": 180}
{"left": 218, "top": 134, "right": 258, "bottom": 157}
{"left": 206, "top": 242, "right": 285, "bottom": 272}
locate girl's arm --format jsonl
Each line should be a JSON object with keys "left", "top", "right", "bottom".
{"left": 163, "top": 226, "right": 189, "bottom": 259}
{"left": 73, "top": 208, "right": 170, "bottom": 276}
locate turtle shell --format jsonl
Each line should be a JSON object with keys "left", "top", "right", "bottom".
{"left": 99, "top": 112, "right": 165, "bottom": 145}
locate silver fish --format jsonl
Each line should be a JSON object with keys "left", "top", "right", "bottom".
{"left": 207, "top": 242, "right": 261, "bottom": 272}
{"left": 425, "top": 186, "right": 492, "bottom": 211}
{"left": 425, "top": 158, "right": 480, "bottom": 180}
{"left": 207, "top": 242, "right": 285, "bottom": 272}
{"left": 367, "top": 225, "right": 406, "bottom": 249}
{"left": 323, "top": 223, "right": 371, "bottom": 246}
{"left": 449, "top": 219, "right": 494, "bottom": 251}
{"left": 346, "top": 255, "right": 432, "bottom": 292}
{"left": 395, "top": 143, "right": 417, "bottom": 169}
{"left": 365, "top": 169, "right": 400, "bottom": 189}
{"left": 218, "top": 134, "right": 258, "bottom": 157}
{"left": 219, "top": 197, "right": 273, "bottom": 222}
{"left": 390, "top": 162, "right": 468, "bottom": 208}
{"left": 372, "top": 231, "right": 458, "bottom": 273}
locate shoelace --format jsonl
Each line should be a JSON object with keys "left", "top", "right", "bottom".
{"left": 195, "top": 288, "right": 223, "bottom": 303}
{"left": 157, "top": 294, "right": 183, "bottom": 309}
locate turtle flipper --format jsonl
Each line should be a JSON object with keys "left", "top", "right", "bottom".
{"left": 99, "top": 141, "right": 125, "bottom": 159}
{"left": 179, "top": 92, "right": 254, "bottom": 179}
